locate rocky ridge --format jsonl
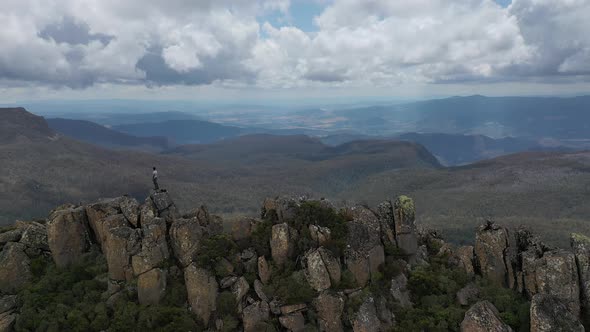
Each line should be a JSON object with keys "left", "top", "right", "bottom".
{"left": 0, "top": 192, "right": 589, "bottom": 331}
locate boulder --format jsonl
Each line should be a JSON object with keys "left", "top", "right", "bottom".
{"left": 351, "top": 297, "right": 381, "bottom": 332}
{"left": 271, "top": 223, "right": 298, "bottom": 266}
{"left": 460, "top": 301, "right": 513, "bottom": 332}
{"left": 104, "top": 222, "right": 141, "bottom": 281}
{"left": 475, "top": 221, "right": 514, "bottom": 288}
{"left": 0, "top": 242, "right": 31, "bottom": 293}
{"left": 261, "top": 196, "right": 299, "bottom": 223}
{"left": 254, "top": 279, "right": 269, "bottom": 302}
{"left": 47, "top": 206, "right": 90, "bottom": 267}
{"left": 258, "top": 256, "right": 271, "bottom": 284}
{"left": 19, "top": 222, "right": 49, "bottom": 255}
{"left": 119, "top": 196, "right": 140, "bottom": 227}
{"left": 522, "top": 249, "right": 580, "bottom": 317}
{"left": 242, "top": 301, "right": 270, "bottom": 332}
{"left": 368, "top": 245, "right": 385, "bottom": 276}
{"left": 132, "top": 217, "right": 169, "bottom": 275}
{"left": 137, "top": 268, "right": 167, "bottom": 306}
{"left": 571, "top": 233, "right": 590, "bottom": 320}
{"left": 346, "top": 206, "right": 381, "bottom": 253}
{"left": 169, "top": 217, "right": 205, "bottom": 267}
{"left": 305, "top": 247, "right": 341, "bottom": 292}
{"left": 313, "top": 292, "right": 345, "bottom": 332}
{"left": 85, "top": 198, "right": 128, "bottom": 246}
{"left": 390, "top": 274, "right": 412, "bottom": 308}
{"left": 279, "top": 312, "right": 305, "bottom": 332}
{"left": 457, "top": 283, "right": 480, "bottom": 306}
{"left": 530, "top": 294, "right": 584, "bottom": 332}
{"left": 232, "top": 276, "right": 250, "bottom": 305}
{"left": 184, "top": 264, "right": 218, "bottom": 326}
{"left": 149, "top": 191, "right": 178, "bottom": 218}
{"left": 220, "top": 276, "right": 238, "bottom": 289}
{"left": 309, "top": 224, "right": 331, "bottom": 246}
{"left": 450, "top": 246, "right": 475, "bottom": 276}
{"left": 393, "top": 196, "right": 418, "bottom": 258}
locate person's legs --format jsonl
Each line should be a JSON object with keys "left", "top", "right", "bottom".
{"left": 153, "top": 178, "right": 159, "bottom": 190}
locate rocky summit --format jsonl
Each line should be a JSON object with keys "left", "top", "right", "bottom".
{"left": 0, "top": 192, "right": 589, "bottom": 331}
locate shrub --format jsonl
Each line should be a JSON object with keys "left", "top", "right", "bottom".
{"left": 251, "top": 219, "right": 273, "bottom": 258}
{"left": 195, "top": 234, "right": 238, "bottom": 272}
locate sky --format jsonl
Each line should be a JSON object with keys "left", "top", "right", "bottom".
{"left": 1, "top": 0, "right": 590, "bottom": 103}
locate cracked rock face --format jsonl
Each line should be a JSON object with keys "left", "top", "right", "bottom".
{"left": 270, "top": 223, "right": 298, "bottom": 266}
{"left": 571, "top": 232, "right": 590, "bottom": 320}
{"left": 184, "top": 264, "right": 218, "bottom": 326}
{"left": 47, "top": 205, "right": 90, "bottom": 268}
{"left": 530, "top": 294, "right": 584, "bottom": 332}
{"left": 0, "top": 242, "right": 31, "bottom": 294}
{"left": 313, "top": 292, "right": 345, "bottom": 332}
{"left": 351, "top": 297, "right": 382, "bottom": 332}
{"left": 522, "top": 248, "right": 580, "bottom": 317}
{"left": 460, "top": 301, "right": 513, "bottom": 332}
{"left": 242, "top": 301, "right": 270, "bottom": 332}
{"left": 304, "top": 247, "right": 341, "bottom": 292}
{"left": 475, "top": 222, "right": 514, "bottom": 288}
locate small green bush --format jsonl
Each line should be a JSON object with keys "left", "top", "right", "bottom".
{"left": 195, "top": 234, "right": 238, "bottom": 272}
{"left": 251, "top": 219, "right": 273, "bottom": 258}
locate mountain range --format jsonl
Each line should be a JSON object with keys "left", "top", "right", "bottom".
{"left": 2, "top": 107, "right": 590, "bottom": 246}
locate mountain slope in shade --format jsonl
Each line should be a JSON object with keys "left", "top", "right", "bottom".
{"left": 47, "top": 118, "right": 170, "bottom": 151}
{"left": 113, "top": 120, "right": 244, "bottom": 144}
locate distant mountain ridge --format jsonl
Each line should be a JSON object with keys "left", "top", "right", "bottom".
{"left": 47, "top": 118, "right": 170, "bottom": 151}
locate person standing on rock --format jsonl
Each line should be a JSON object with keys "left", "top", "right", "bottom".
{"left": 152, "top": 166, "right": 159, "bottom": 191}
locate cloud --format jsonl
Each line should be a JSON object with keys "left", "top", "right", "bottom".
{"left": 0, "top": 0, "right": 589, "bottom": 90}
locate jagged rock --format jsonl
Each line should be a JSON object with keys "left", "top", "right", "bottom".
{"left": 450, "top": 246, "right": 475, "bottom": 276}
{"left": 376, "top": 201, "right": 396, "bottom": 245}
{"left": 390, "top": 274, "right": 412, "bottom": 308}
{"left": 279, "top": 312, "right": 305, "bottom": 332}
{"left": 184, "top": 264, "right": 218, "bottom": 326}
{"left": 232, "top": 217, "right": 257, "bottom": 243}
{"left": 241, "top": 247, "right": 256, "bottom": 261}
{"left": 258, "top": 256, "right": 271, "bottom": 284}
{"left": 394, "top": 196, "right": 418, "bottom": 258}
{"left": 530, "top": 294, "right": 584, "bottom": 332}
{"left": 232, "top": 276, "right": 250, "bottom": 305}
{"left": 475, "top": 221, "right": 514, "bottom": 288}
{"left": 137, "top": 268, "right": 167, "bottom": 306}
{"left": 457, "top": 283, "right": 480, "bottom": 306}
{"left": 0, "top": 296, "right": 17, "bottom": 314}
{"left": 0, "top": 311, "right": 17, "bottom": 332}
{"left": 47, "top": 206, "right": 90, "bottom": 267}
{"left": 254, "top": 279, "right": 269, "bottom": 302}
{"left": 413, "top": 245, "right": 429, "bottom": 267}
{"left": 352, "top": 297, "right": 381, "bottom": 332}
{"left": 0, "top": 229, "right": 22, "bottom": 245}
{"left": 522, "top": 248, "right": 580, "bottom": 317}
{"left": 346, "top": 206, "right": 381, "bottom": 253}
{"left": 270, "top": 298, "right": 282, "bottom": 315}
{"left": 314, "top": 292, "right": 345, "bottom": 332}
{"left": 305, "top": 247, "right": 341, "bottom": 291}
{"left": 104, "top": 222, "right": 141, "bottom": 281}
{"left": 309, "top": 224, "right": 331, "bottom": 246}
{"left": 0, "top": 242, "right": 31, "bottom": 293}
{"left": 280, "top": 303, "right": 307, "bottom": 315}
{"left": 168, "top": 217, "right": 205, "bottom": 267}
{"left": 346, "top": 253, "right": 370, "bottom": 287}
{"left": 132, "top": 217, "right": 169, "bottom": 275}
{"left": 216, "top": 257, "right": 234, "bottom": 277}
{"left": 571, "top": 233, "right": 590, "bottom": 320}
{"left": 261, "top": 196, "right": 300, "bottom": 223}
{"left": 150, "top": 191, "right": 178, "bottom": 218}
{"left": 460, "top": 300, "right": 513, "bottom": 332}
{"left": 271, "top": 223, "right": 298, "bottom": 266}
{"left": 242, "top": 301, "right": 270, "bottom": 332}
{"left": 86, "top": 198, "right": 129, "bottom": 246}
{"left": 119, "top": 196, "right": 140, "bottom": 227}
{"left": 19, "top": 222, "right": 48, "bottom": 255}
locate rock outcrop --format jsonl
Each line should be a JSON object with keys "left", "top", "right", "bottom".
{"left": 47, "top": 205, "right": 90, "bottom": 267}
{"left": 304, "top": 247, "right": 341, "bottom": 291}
{"left": 242, "top": 301, "right": 270, "bottom": 332}
{"left": 351, "top": 297, "right": 382, "bottom": 332}
{"left": 475, "top": 221, "right": 514, "bottom": 288}
{"left": 393, "top": 196, "right": 418, "bottom": 258}
{"left": 460, "top": 301, "right": 513, "bottom": 332}
{"left": 530, "top": 294, "right": 584, "bottom": 332}
{"left": 314, "top": 292, "right": 345, "bottom": 332}
{"left": 184, "top": 264, "right": 218, "bottom": 326}
{"left": 0, "top": 242, "right": 31, "bottom": 294}
{"left": 571, "top": 232, "right": 590, "bottom": 321}
{"left": 270, "top": 223, "right": 298, "bottom": 266}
